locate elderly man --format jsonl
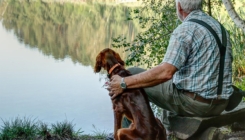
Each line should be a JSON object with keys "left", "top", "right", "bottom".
{"left": 108, "top": 0, "right": 245, "bottom": 138}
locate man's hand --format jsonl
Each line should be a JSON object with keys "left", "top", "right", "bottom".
{"left": 108, "top": 75, "right": 124, "bottom": 100}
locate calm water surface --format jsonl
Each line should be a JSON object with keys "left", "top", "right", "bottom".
{"left": 0, "top": 22, "right": 114, "bottom": 134}
{"left": 0, "top": 0, "right": 139, "bottom": 134}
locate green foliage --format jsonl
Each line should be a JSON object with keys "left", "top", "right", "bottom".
{"left": 112, "top": 0, "right": 178, "bottom": 68}
{"left": 233, "top": 77, "right": 245, "bottom": 101}
{"left": 0, "top": 117, "right": 86, "bottom": 139}
{"left": 229, "top": 10, "right": 245, "bottom": 77}
{"left": 211, "top": 5, "right": 245, "bottom": 77}
{"left": 0, "top": 117, "right": 39, "bottom": 140}
{"left": 230, "top": 26, "right": 245, "bottom": 77}
{"left": 37, "top": 121, "right": 51, "bottom": 138}
{"left": 51, "top": 120, "right": 83, "bottom": 139}
{"left": 112, "top": 0, "right": 245, "bottom": 79}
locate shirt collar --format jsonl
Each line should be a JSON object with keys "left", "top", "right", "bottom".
{"left": 183, "top": 10, "right": 202, "bottom": 22}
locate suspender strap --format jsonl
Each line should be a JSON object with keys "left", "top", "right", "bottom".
{"left": 188, "top": 19, "right": 227, "bottom": 96}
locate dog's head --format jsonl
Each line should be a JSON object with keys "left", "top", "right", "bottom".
{"left": 94, "top": 48, "right": 125, "bottom": 73}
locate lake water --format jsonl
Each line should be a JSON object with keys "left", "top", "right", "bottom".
{"left": 0, "top": 0, "right": 140, "bottom": 134}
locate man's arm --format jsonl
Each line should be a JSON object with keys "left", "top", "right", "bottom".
{"left": 109, "top": 62, "right": 177, "bottom": 99}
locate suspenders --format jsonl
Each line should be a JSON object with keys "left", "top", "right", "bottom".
{"left": 188, "top": 19, "right": 227, "bottom": 97}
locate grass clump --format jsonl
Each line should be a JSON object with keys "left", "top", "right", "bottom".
{"left": 90, "top": 124, "right": 108, "bottom": 139}
{"left": 37, "top": 121, "right": 52, "bottom": 139}
{"left": 0, "top": 117, "right": 39, "bottom": 140}
{"left": 0, "top": 117, "right": 107, "bottom": 140}
{"left": 51, "top": 120, "right": 83, "bottom": 139}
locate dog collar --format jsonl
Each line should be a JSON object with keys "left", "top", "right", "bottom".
{"left": 108, "top": 63, "right": 120, "bottom": 75}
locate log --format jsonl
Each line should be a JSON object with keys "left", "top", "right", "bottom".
{"left": 169, "top": 102, "right": 245, "bottom": 139}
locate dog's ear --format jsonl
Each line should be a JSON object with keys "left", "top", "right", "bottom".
{"left": 94, "top": 53, "right": 102, "bottom": 73}
{"left": 114, "top": 51, "right": 125, "bottom": 66}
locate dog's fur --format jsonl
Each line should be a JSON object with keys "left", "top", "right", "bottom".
{"left": 94, "top": 48, "right": 166, "bottom": 140}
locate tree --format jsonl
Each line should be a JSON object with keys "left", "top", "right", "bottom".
{"left": 112, "top": 0, "right": 177, "bottom": 68}
{"left": 222, "top": 0, "right": 245, "bottom": 33}
{"left": 112, "top": 0, "right": 245, "bottom": 76}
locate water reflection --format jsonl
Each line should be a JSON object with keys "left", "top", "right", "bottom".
{"left": 0, "top": 0, "right": 140, "bottom": 66}
{"left": 0, "top": 0, "right": 140, "bottom": 134}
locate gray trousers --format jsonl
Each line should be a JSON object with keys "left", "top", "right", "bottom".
{"left": 125, "top": 67, "right": 229, "bottom": 130}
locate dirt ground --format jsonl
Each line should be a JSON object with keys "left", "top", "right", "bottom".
{"left": 223, "top": 131, "right": 245, "bottom": 140}
{"left": 218, "top": 125, "right": 245, "bottom": 140}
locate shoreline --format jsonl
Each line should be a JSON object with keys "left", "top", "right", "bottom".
{"left": 40, "top": 0, "right": 142, "bottom": 6}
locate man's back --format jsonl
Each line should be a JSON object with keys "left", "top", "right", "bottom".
{"left": 163, "top": 10, "right": 233, "bottom": 99}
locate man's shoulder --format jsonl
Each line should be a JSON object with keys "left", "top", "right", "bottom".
{"left": 183, "top": 10, "right": 220, "bottom": 30}
{"left": 172, "top": 21, "right": 198, "bottom": 39}
{"left": 174, "top": 10, "right": 207, "bottom": 33}
{"left": 184, "top": 10, "right": 209, "bottom": 21}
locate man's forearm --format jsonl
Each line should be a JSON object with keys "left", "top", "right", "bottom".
{"left": 124, "top": 63, "right": 177, "bottom": 89}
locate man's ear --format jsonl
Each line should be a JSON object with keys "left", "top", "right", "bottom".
{"left": 177, "top": 2, "right": 182, "bottom": 13}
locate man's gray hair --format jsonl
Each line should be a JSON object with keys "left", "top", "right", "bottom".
{"left": 176, "top": 0, "right": 203, "bottom": 13}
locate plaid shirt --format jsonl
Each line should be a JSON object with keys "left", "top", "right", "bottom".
{"left": 162, "top": 10, "right": 233, "bottom": 99}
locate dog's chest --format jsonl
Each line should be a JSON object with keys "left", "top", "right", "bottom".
{"left": 112, "top": 93, "right": 131, "bottom": 113}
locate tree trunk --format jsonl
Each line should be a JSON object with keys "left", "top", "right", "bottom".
{"left": 222, "top": 0, "right": 245, "bottom": 33}
{"left": 208, "top": 0, "right": 211, "bottom": 16}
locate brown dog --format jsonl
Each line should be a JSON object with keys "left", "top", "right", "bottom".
{"left": 94, "top": 48, "right": 166, "bottom": 140}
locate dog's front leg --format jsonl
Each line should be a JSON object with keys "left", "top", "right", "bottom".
{"left": 113, "top": 103, "right": 124, "bottom": 140}
{"left": 114, "top": 110, "right": 123, "bottom": 140}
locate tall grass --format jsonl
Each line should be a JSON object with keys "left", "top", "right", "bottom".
{"left": 223, "top": 9, "right": 245, "bottom": 101}
{"left": 0, "top": 117, "right": 39, "bottom": 140}
{"left": 228, "top": 21, "right": 245, "bottom": 78}
{"left": 215, "top": 7, "right": 245, "bottom": 78}
{"left": 51, "top": 120, "right": 83, "bottom": 139}
{"left": 90, "top": 124, "right": 108, "bottom": 139}
{"left": 0, "top": 117, "right": 106, "bottom": 140}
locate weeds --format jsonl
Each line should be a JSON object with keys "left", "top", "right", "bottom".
{"left": 0, "top": 117, "right": 105, "bottom": 140}
{"left": 91, "top": 124, "right": 108, "bottom": 139}
{"left": 37, "top": 121, "right": 51, "bottom": 138}
{"left": 51, "top": 120, "right": 83, "bottom": 139}
{"left": 0, "top": 117, "right": 39, "bottom": 140}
